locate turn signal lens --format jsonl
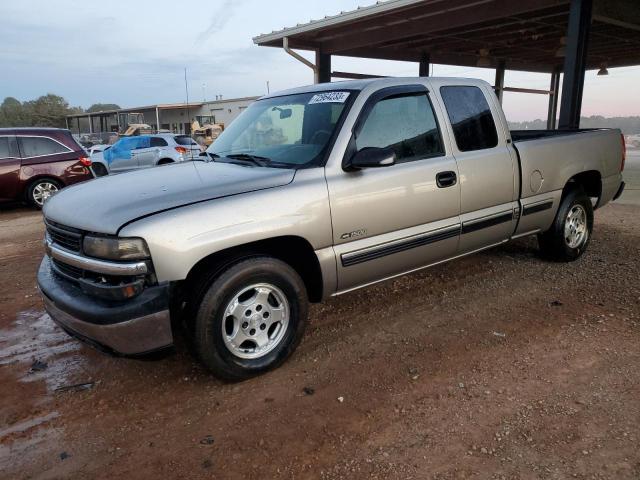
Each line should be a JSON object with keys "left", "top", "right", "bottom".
{"left": 175, "top": 146, "right": 188, "bottom": 154}
{"left": 79, "top": 156, "right": 92, "bottom": 166}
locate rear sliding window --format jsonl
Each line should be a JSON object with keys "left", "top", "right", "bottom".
{"left": 440, "top": 86, "right": 498, "bottom": 151}
{"left": 19, "top": 136, "right": 70, "bottom": 157}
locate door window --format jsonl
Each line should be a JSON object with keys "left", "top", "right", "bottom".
{"left": 440, "top": 86, "right": 498, "bottom": 152}
{"left": 150, "top": 137, "right": 168, "bottom": 147}
{"left": 18, "top": 136, "right": 70, "bottom": 157}
{"left": 133, "top": 137, "right": 151, "bottom": 150}
{"left": 0, "top": 137, "right": 11, "bottom": 159}
{"left": 356, "top": 94, "right": 444, "bottom": 163}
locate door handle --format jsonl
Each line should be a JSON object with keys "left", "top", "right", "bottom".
{"left": 436, "top": 171, "right": 457, "bottom": 188}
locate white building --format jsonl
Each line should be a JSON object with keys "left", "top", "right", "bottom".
{"left": 66, "top": 96, "right": 259, "bottom": 136}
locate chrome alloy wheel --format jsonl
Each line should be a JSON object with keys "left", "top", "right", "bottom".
{"left": 222, "top": 283, "right": 290, "bottom": 359}
{"left": 564, "top": 204, "right": 588, "bottom": 248}
{"left": 32, "top": 182, "right": 59, "bottom": 206}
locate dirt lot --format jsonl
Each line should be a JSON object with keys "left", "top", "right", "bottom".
{"left": 1, "top": 192, "right": 639, "bottom": 479}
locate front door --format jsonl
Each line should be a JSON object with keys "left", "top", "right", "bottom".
{"left": 326, "top": 84, "right": 461, "bottom": 293}
{"left": 107, "top": 137, "right": 140, "bottom": 173}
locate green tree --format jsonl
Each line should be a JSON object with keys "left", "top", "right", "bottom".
{"left": 24, "top": 94, "right": 72, "bottom": 128}
{"left": 0, "top": 97, "right": 30, "bottom": 127}
{"left": 87, "top": 103, "right": 120, "bottom": 113}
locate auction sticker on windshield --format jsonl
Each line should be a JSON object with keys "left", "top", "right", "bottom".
{"left": 309, "top": 92, "right": 350, "bottom": 104}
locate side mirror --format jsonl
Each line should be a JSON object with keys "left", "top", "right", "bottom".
{"left": 348, "top": 147, "right": 396, "bottom": 170}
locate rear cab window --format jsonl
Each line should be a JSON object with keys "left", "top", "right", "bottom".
{"left": 440, "top": 86, "right": 498, "bottom": 151}
{"left": 18, "top": 136, "right": 71, "bottom": 157}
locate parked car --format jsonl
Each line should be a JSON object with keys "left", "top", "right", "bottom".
{"left": 90, "top": 134, "right": 201, "bottom": 176}
{"left": 86, "top": 144, "right": 109, "bottom": 157}
{"left": 37, "top": 78, "right": 625, "bottom": 380}
{"left": 0, "top": 128, "right": 93, "bottom": 208}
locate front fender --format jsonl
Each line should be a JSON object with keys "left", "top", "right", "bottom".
{"left": 119, "top": 169, "right": 333, "bottom": 283}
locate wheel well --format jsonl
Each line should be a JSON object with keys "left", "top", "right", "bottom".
{"left": 184, "top": 236, "right": 324, "bottom": 303}
{"left": 564, "top": 170, "right": 601, "bottom": 202}
{"left": 92, "top": 163, "right": 108, "bottom": 176}
{"left": 157, "top": 159, "right": 174, "bottom": 165}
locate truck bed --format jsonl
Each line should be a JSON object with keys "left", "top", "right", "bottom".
{"left": 511, "top": 129, "right": 605, "bottom": 142}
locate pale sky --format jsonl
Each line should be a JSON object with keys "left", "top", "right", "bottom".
{"left": 1, "top": 0, "right": 639, "bottom": 122}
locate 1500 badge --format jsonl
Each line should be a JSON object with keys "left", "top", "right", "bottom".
{"left": 340, "top": 229, "right": 367, "bottom": 240}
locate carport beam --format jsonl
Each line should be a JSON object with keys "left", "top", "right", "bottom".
{"left": 547, "top": 68, "right": 561, "bottom": 130}
{"left": 558, "top": 0, "right": 593, "bottom": 129}
{"left": 419, "top": 52, "right": 430, "bottom": 77}
{"left": 156, "top": 107, "right": 160, "bottom": 133}
{"left": 494, "top": 60, "right": 506, "bottom": 104}
{"left": 316, "top": 51, "right": 331, "bottom": 83}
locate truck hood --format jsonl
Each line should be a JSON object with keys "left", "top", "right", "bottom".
{"left": 43, "top": 161, "right": 295, "bottom": 234}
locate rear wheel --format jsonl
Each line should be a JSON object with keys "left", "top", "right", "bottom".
{"left": 538, "top": 188, "right": 593, "bottom": 261}
{"left": 27, "top": 178, "right": 61, "bottom": 209}
{"left": 193, "top": 257, "right": 308, "bottom": 381}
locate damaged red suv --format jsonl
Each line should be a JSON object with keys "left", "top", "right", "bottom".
{"left": 0, "top": 128, "right": 93, "bottom": 208}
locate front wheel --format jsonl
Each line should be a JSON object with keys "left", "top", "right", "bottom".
{"left": 538, "top": 188, "right": 593, "bottom": 261}
{"left": 193, "top": 257, "right": 308, "bottom": 381}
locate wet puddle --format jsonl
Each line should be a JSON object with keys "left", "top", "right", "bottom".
{"left": 0, "top": 310, "right": 89, "bottom": 466}
{"left": 0, "top": 309, "right": 85, "bottom": 392}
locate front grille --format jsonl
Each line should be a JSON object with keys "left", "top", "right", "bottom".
{"left": 45, "top": 221, "right": 82, "bottom": 252}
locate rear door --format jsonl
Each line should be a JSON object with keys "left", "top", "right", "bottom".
{"left": 433, "top": 82, "right": 518, "bottom": 253}
{"left": 0, "top": 134, "right": 21, "bottom": 201}
{"left": 134, "top": 136, "right": 165, "bottom": 167}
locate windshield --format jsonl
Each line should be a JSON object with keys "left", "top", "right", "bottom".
{"left": 206, "top": 91, "right": 353, "bottom": 168}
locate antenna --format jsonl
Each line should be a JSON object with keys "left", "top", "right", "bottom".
{"left": 266, "top": 80, "right": 270, "bottom": 94}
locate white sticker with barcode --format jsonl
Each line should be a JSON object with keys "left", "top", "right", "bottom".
{"left": 308, "top": 92, "right": 350, "bottom": 104}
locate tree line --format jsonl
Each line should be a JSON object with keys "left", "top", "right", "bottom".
{"left": 0, "top": 95, "right": 120, "bottom": 129}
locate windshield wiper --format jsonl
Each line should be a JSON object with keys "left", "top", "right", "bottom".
{"left": 225, "top": 153, "right": 271, "bottom": 167}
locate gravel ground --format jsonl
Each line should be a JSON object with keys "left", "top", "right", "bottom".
{"left": 0, "top": 189, "right": 639, "bottom": 479}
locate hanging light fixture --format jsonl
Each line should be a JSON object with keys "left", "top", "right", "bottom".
{"left": 476, "top": 49, "right": 491, "bottom": 68}
{"left": 597, "top": 62, "right": 609, "bottom": 76}
{"left": 555, "top": 36, "right": 567, "bottom": 57}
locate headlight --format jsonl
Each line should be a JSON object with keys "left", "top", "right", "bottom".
{"left": 83, "top": 236, "right": 150, "bottom": 261}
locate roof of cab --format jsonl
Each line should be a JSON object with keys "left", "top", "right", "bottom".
{"left": 259, "top": 76, "right": 491, "bottom": 100}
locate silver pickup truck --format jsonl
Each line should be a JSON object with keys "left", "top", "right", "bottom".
{"left": 37, "top": 78, "right": 626, "bottom": 380}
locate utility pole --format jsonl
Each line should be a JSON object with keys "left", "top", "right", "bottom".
{"left": 184, "top": 68, "right": 191, "bottom": 134}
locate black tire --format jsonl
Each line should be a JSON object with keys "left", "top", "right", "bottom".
{"left": 538, "top": 188, "right": 593, "bottom": 261}
{"left": 157, "top": 159, "right": 174, "bottom": 165}
{"left": 27, "top": 178, "right": 62, "bottom": 209}
{"left": 193, "top": 257, "right": 308, "bottom": 381}
{"left": 92, "top": 163, "right": 108, "bottom": 177}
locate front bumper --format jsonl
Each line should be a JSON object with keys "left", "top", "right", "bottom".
{"left": 37, "top": 256, "right": 173, "bottom": 355}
